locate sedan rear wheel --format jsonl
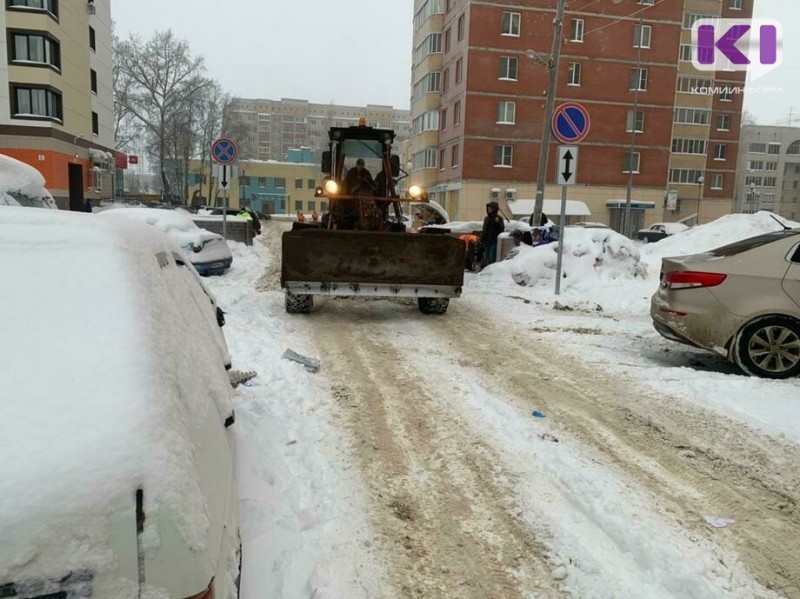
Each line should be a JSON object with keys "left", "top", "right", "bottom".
{"left": 734, "top": 316, "right": 800, "bottom": 379}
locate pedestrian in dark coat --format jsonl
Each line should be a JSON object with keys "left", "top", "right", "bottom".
{"left": 481, "top": 201, "right": 505, "bottom": 266}
{"left": 83, "top": 199, "right": 93, "bottom": 213}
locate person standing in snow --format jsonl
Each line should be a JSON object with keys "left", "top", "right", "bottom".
{"left": 480, "top": 201, "right": 505, "bottom": 266}
{"left": 83, "top": 198, "right": 93, "bottom": 213}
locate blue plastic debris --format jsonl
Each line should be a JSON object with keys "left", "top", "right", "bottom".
{"left": 531, "top": 411, "right": 546, "bottom": 418}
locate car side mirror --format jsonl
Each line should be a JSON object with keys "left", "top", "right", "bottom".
{"left": 322, "top": 151, "right": 332, "bottom": 175}
{"left": 390, "top": 155, "right": 400, "bottom": 177}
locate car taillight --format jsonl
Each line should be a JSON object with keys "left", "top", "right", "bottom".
{"left": 183, "top": 580, "right": 213, "bottom": 599}
{"left": 664, "top": 271, "right": 727, "bottom": 290}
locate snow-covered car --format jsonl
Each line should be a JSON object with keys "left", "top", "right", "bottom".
{"left": 652, "top": 228, "right": 800, "bottom": 378}
{"left": 0, "top": 208, "right": 240, "bottom": 598}
{"left": 101, "top": 207, "right": 233, "bottom": 275}
{"left": 637, "top": 222, "right": 689, "bottom": 243}
{"left": 0, "top": 153, "right": 57, "bottom": 209}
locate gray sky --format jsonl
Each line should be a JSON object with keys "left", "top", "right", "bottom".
{"left": 113, "top": 0, "right": 796, "bottom": 124}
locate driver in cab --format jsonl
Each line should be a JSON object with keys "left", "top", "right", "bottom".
{"left": 344, "top": 158, "right": 375, "bottom": 195}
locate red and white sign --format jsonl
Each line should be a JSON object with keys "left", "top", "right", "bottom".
{"left": 128, "top": 155, "right": 139, "bottom": 165}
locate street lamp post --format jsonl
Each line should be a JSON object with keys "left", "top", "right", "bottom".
{"left": 696, "top": 175, "right": 704, "bottom": 225}
{"left": 530, "top": 0, "right": 567, "bottom": 228}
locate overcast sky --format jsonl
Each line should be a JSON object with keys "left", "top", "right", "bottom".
{"left": 113, "top": 0, "right": 796, "bottom": 125}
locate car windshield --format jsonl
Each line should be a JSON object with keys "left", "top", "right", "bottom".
{"left": 8, "top": 191, "right": 49, "bottom": 208}
{"left": 709, "top": 230, "right": 800, "bottom": 257}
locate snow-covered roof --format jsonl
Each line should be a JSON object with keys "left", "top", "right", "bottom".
{"left": 0, "top": 208, "right": 233, "bottom": 582}
{"left": 0, "top": 153, "right": 46, "bottom": 196}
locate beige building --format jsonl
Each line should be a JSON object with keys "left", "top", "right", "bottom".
{"left": 0, "top": 0, "right": 116, "bottom": 209}
{"left": 188, "top": 158, "right": 323, "bottom": 216}
{"left": 228, "top": 97, "right": 411, "bottom": 163}
{"left": 735, "top": 125, "right": 800, "bottom": 220}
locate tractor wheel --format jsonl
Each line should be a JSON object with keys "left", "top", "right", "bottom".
{"left": 285, "top": 292, "right": 313, "bottom": 314}
{"left": 418, "top": 297, "right": 449, "bottom": 315}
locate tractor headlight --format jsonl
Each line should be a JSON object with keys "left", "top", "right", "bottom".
{"left": 324, "top": 180, "right": 339, "bottom": 195}
{"left": 407, "top": 185, "right": 428, "bottom": 201}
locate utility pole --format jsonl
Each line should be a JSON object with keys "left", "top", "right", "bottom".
{"left": 531, "top": 0, "right": 567, "bottom": 228}
{"left": 623, "top": 7, "right": 645, "bottom": 238}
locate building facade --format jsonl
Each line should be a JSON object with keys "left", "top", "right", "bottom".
{"left": 227, "top": 97, "right": 412, "bottom": 163}
{"left": 409, "top": 0, "right": 751, "bottom": 229}
{"left": 0, "top": 0, "right": 115, "bottom": 209}
{"left": 734, "top": 125, "right": 800, "bottom": 220}
{"left": 187, "top": 157, "right": 324, "bottom": 216}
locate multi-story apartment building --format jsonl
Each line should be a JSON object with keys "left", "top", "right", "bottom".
{"left": 735, "top": 125, "right": 800, "bottom": 220}
{"left": 0, "top": 0, "right": 116, "bottom": 209}
{"left": 227, "top": 97, "right": 411, "bottom": 163}
{"left": 409, "top": 0, "right": 751, "bottom": 229}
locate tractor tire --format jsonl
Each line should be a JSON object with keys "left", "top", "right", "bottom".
{"left": 285, "top": 292, "right": 313, "bottom": 314}
{"left": 418, "top": 297, "right": 449, "bottom": 315}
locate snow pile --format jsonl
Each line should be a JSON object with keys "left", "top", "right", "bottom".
{"left": 100, "top": 207, "right": 221, "bottom": 250}
{"left": 0, "top": 153, "right": 46, "bottom": 196}
{"left": 640, "top": 211, "right": 799, "bottom": 271}
{"left": 473, "top": 226, "right": 646, "bottom": 292}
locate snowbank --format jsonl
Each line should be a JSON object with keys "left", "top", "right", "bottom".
{"left": 473, "top": 226, "right": 646, "bottom": 293}
{"left": 100, "top": 207, "right": 221, "bottom": 249}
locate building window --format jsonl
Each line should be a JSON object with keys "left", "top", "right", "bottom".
{"left": 729, "top": 0, "right": 742, "bottom": 9}
{"left": 457, "top": 14, "right": 465, "bottom": 40}
{"left": 764, "top": 177, "right": 777, "bottom": 187}
{"left": 494, "top": 145, "right": 512, "bottom": 167}
{"left": 444, "top": 27, "right": 451, "bottom": 52}
{"left": 295, "top": 178, "right": 303, "bottom": 189}
{"left": 677, "top": 76, "right": 714, "bottom": 93}
{"left": 440, "top": 107, "right": 447, "bottom": 130}
{"left": 623, "top": 152, "right": 640, "bottom": 173}
{"left": 92, "top": 111, "right": 99, "bottom": 135}
{"left": 712, "top": 174, "right": 724, "bottom": 189}
{"left": 453, "top": 100, "right": 461, "bottom": 125}
{"left": 679, "top": 44, "right": 692, "bottom": 61}
{"left": 674, "top": 107, "right": 710, "bottom": 125}
{"left": 412, "top": 148, "right": 437, "bottom": 170}
{"left": 501, "top": 11, "right": 520, "bottom": 36}
{"left": 747, "top": 160, "right": 764, "bottom": 170}
{"left": 443, "top": 68, "right": 450, "bottom": 93}
{"left": 637, "top": 0, "right": 655, "bottom": 4}
{"left": 9, "top": 0, "right": 58, "bottom": 19}
{"left": 90, "top": 69, "right": 97, "bottom": 93}
{"left": 669, "top": 168, "right": 704, "bottom": 184}
{"left": 714, "top": 143, "right": 728, "bottom": 160}
{"left": 306, "top": 179, "right": 315, "bottom": 189}
{"left": 719, "top": 86, "right": 734, "bottom": 101}
{"left": 768, "top": 143, "right": 781, "bottom": 155}
{"left": 765, "top": 161, "right": 778, "bottom": 171}
{"left": 787, "top": 141, "right": 800, "bottom": 155}
{"left": 10, "top": 32, "right": 61, "bottom": 70}
{"left": 258, "top": 178, "right": 266, "bottom": 188}
{"left": 568, "top": 62, "right": 581, "bottom": 86}
{"left": 626, "top": 109, "right": 644, "bottom": 133}
{"left": 451, "top": 144, "right": 459, "bottom": 167}
{"left": 749, "top": 142, "right": 767, "bottom": 153}
{"left": 497, "top": 101, "right": 516, "bottom": 124}
{"left": 630, "top": 67, "right": 648, "bottom": 91}
{"left": 570, "top": 18, "right": 584, "bottom": 42}
{"left": 499, "top": 56, "right": 518, "bottom": 80}
{"left": 455, "top": 58, "right": 463, "bottom": 83}
{"left": 683, "top": 13, "right": 713, "bottom": 29}
{"left": 745, "top": 175, "right": 762, "bottom": 186}
{"left": 439, "top": 149, "right": 445, "bottom": 170}
{"left": 716, "top": 114, "right": 730, "bottom": 131}
{"left": 12, "top": 85, "right": 62, "bottom": 121}
{"left": 672, "top": 138, "right": 707, "bottom": 154}
{"left": 89, "top": 26, "right": 96, "bottom": 51}
{"left": 634, "top": 24, "right": 651, "bottom": 48}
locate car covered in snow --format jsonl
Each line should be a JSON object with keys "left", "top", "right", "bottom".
{"left": 651, "top": 228, "right": 800, "bottom": 378}
{"left": 100, "top": 207, "right": 233, "bottom": 275}
{"left": 0, "top": 153, "right": 57, "bottom": 209}
{"left": 637, "top": 222, "right": 689, "bottom": 243}
{"left": 0, "top": 208, "right": 240, "bottom": 598}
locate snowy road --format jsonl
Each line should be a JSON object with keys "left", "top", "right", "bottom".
{"left": 210, "top": 221, "right": 800, "bottom": 599}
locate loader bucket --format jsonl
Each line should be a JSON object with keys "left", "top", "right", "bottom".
{"left": 281, "top": 229, "right": 465, "bottom": 299}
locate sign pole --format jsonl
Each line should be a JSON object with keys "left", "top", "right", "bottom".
{"left": 222, "top": 165, "right": 228, "bottom": 240}
{"left": 555, "top": 184, "right": 568, "bottom": 296}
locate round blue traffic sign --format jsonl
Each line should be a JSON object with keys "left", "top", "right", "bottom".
{"left": 551, "top": 103, "right": 591, "bottom": 144}
{"left": 211, "top": 137, "right": 238, "bottom": 165}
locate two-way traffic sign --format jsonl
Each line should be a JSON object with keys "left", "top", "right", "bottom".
{"left": 557, "top": 146, "right": 578, "bottom": 186}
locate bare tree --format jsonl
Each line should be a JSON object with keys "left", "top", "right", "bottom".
{"left": 742, "top": 109, "right": 757, "bottom": 126}
{"left": 115, "top": 30, "right": 212, "bottom": 199}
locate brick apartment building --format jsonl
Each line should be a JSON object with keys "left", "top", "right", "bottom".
{"left": 409, "top": 0, "right": 751, "bottom": 229}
